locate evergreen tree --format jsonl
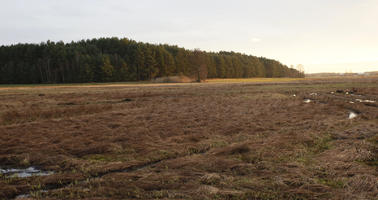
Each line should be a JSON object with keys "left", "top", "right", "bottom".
{"left": 101, "top": 55, "right": 114, "bottom": 81}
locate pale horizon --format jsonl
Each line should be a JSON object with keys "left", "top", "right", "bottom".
{"left": 1, "top": 0, "right": 378, "bottom": 73}
{"left": 304, "top": 61, "right": 378, "bottom": 74}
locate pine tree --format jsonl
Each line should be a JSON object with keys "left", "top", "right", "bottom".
{"left": 101, "top": 55, "right": 114, "bottom": 81}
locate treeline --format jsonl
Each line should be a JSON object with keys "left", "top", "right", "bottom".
{"left": 0, "top": 37, "right": 303, "bottom": 84}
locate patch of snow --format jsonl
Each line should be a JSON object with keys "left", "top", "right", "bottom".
{"left": 349, "top": 112, "right": 358, "bottom": 119}
{"left": 304, "top": 99, "right": 311, "bottom": 103}
{"left": 356, "top": 99, "right": 376, "bottom": 103}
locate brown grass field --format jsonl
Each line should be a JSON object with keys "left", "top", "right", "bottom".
{"left": 0, "top": 77, "right": 377, "bottom": 199}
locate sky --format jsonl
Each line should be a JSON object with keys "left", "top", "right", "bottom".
{"left": 1, "top": 0, "right": 378, "bottom": 73}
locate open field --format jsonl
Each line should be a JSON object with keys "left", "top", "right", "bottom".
{"left": 206, "top": 78, "right": 304, "bottom": 83}
{"left": 0, "top": 78, "right": 302, "bottom": 90}
{"left": 0, "top": 77, "right": 377, "bottom": 199}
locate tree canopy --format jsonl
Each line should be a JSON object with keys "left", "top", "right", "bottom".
{"left": 0, "top": 37, "right": 303, "bottom": 84}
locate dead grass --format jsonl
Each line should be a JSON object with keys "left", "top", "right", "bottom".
{"left": 152, "top": 75, "right": 194, "bottom": 83}
{"left": 1, "top": 104, "right": 113, "bottom": 125}
{"left": 207, "top": 77, "right": 304, "bottom": 83}
{"left": 0, "top": 77, "right": 377, "bottom": 199}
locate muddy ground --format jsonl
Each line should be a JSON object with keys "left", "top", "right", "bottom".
{"left": 0, "top": 78, "right": 377, "bottom": 199}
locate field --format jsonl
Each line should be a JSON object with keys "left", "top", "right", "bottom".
{"left": 0, "top": 78, "right": 377, "bottom": 199}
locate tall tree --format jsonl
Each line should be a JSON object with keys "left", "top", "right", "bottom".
{"left": 190, "top": 49, "right": 208, "bottom": 82}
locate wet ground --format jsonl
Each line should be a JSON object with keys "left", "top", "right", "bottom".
{"left": 0, "top": 167, "right": 53, "bottom": 178}
{"left": 0, "top": 78, "right": 377, "bottom": 199}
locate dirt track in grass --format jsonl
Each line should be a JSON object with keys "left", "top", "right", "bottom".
{"left": 0, "top": 78, "right": 377, "bottom": 199}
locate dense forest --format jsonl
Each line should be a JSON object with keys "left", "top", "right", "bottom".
{"left": 0, "top": 37, "right": 303, "bottom": 84}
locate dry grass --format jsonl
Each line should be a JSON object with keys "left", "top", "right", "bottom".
{"left": 207, "top": 77, "right": 304, "bottom": 83}
{"left": 152, "top": 75, "right": 194, "bottom": 83}
{"left": 1, "top": 104, "right": 113, "bottom": 125}
{"left": 0, "top": 77, "right": 377, "bottom": 199}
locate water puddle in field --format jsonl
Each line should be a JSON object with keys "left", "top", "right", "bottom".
{"left": 0, "top": 167, "right": 53, "bottom": 178}
{"left": 15, "top": 194, "right": 30, "bottom": 199}
{"left": 349, "top": 112, "right": 358, "bottom": 119}
{"left": 15, "top": 190, "right": 48, "bottom": 199}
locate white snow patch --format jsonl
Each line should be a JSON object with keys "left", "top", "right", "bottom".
{"left": 349, "top": 112, "right": 358, "bottom": 119}
{"left": 356, "top": 99, "right": 376, "bottom": 103}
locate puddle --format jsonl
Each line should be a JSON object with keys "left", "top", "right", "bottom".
{"left": 356, "top": 99, "right": 376, "bottom": 103}
{"left": 349, "top": 112, "right": 358, "bottom": 119}
{"left": 15, "top": 194, "right": 30, "bottom": 199}
{"left": 336, "top": 90, "right": 344, "bottom": 93}
{"left": 0, "top": 167, "right": 53, "bottom": 178}
{"left": 15, "top": 190, "right": 48, "bottom": 199}
{"left": 303, "top": 99, "right": 311, "bottom": 103}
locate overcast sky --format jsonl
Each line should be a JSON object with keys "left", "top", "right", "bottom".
{"left": 1, "top": 0, "right": 378, "bottom": 73}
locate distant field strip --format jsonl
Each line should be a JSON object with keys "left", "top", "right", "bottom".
{"left": 206, "top": 77, "right": 304, "bottom": 83}
{"left": 0, "top": 78, "right": 305, "bottom": 90}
